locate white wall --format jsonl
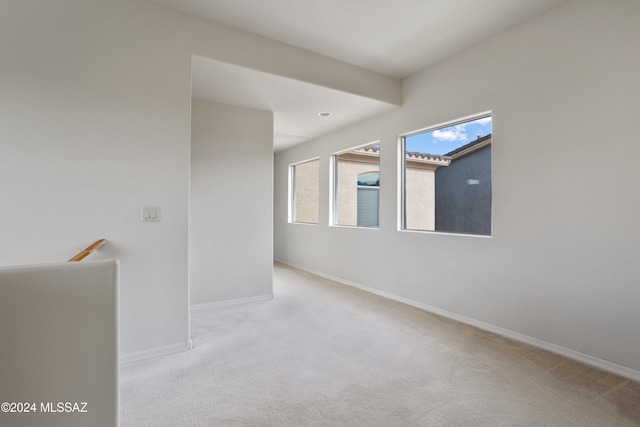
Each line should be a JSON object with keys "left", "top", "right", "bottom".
{"left": 0, "top": 0, "right": 397, "bottom": 359}
{"left": 190, "top": 99, "right": 273, "bottom": 306}
{"left": 274, "top": 0, "right": 640, "bottom": 376}
{"left": 0, "top": 260, "right": 118, "bottom": 427}
{"left": 0, "top": 0, "right": 193, "bottom": 359}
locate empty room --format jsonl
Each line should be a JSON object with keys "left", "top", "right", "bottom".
{"left": 1, "top": 0, "right": 639, "bottom": 426}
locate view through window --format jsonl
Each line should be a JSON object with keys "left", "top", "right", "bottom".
{"left": 290, "top": 158, "right": 319, "bottom": 224}
{"left": 333, "top": 143, "right": 380, "bottom": 228}
{"left": 402, "top": 114, "right": 492, "bottom": 235}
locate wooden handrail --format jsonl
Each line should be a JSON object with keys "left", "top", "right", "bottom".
{"left": 68, "top": 239, "right": 106, "bottom": 262}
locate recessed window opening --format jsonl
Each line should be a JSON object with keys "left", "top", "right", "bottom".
{"left": 289, "top": 158, "right": 319, "bottom": 224}
{"left": 401, "top": 113, "right": 492, "bottom": 236}
{"left": 332, "top": 142, "right": 380, "bottom": 228}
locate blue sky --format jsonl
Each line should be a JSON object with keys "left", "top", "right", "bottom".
{"left": 405, "top": 116, "right": 492, "bottom": 155}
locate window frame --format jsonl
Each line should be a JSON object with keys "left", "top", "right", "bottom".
{"left": 399, "top": 112, "right": 492, "bottom": 237}
{"left": 330, "top": 141, "right": 381, "bottom": 229}
{"left": 288, "top": 157, "right": 320, "bottom": 225}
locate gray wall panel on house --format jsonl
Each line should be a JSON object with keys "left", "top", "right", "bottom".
{"left": 435, "top": 146, "right": 492, "bottom": 235}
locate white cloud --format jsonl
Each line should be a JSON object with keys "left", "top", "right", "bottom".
{"left": 475, "top": 116, "right": 492, "bottom": 126}
{"left": 432, "top": 124, "right": 467, "bottom": 141}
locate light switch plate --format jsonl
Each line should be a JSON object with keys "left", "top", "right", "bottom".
{"left": 141, "top": 205, "right": 161, "bottom": 222}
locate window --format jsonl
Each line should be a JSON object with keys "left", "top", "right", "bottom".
{"left": 357, "top": 172, "right": 380, "bottom": 227}
{"left": 401, "top": 114, "right": 492, "bottom": 236}
{"left": 332, "top": 143, "right": 380, "bottom": 228}
{"left": 289, "top": 158, "right": 319, "bottom": 224}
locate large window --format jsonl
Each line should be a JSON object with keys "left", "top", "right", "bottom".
{"left": 332, "top": 143, "right": 380, "bottom": 228}
{"left": 289, "top": 158, "right": 319, "bottom": 224}
{"left": 401, "top": 114, "right": 492, "bottom": 236}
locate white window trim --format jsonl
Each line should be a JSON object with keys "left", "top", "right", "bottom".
{"left": 288, "top": 157, "right": 319, "bottom": 225}
{"left": 330, "top": 141, "right": 381, "bottom": 228}
{"left": 398, "top": 111, "right": 492, "bottom": 236}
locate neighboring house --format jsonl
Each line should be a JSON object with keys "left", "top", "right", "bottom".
{"left": 435, "top": 134, "right": 492, "bottom": 235}
{"left": 333, "top": 146, "right": 452, "bottom": 229}
{"left": 332, "top": 135, "right": 492, "bottom": 234}
{"left": 404, "top": 151, "right": 451, "bottom": 231}
{"left": 335, "top": 146, "right": 381, "bottom": 227}
{"left": 292, "top": 160, "right": 320, "bottom": 224}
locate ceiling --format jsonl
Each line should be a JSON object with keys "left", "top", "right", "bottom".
{"left": 192, "top": 56, "right": 397, "bottom": 150}
{"left": 156, "top": 0, "right": 569, "bottom": 151}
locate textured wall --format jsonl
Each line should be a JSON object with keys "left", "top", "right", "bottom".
{"left": 435, "top": 146, "right": 492, "bottom": 235}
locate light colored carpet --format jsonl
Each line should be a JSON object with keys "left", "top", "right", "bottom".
{"left": 121, "top": 263, "right": 640, "bottom": 426}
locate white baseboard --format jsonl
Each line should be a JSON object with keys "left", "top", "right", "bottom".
{"left": 190, "top": 294, "right": 273, "bottom": 312}
{"left": 275, "top": 259, "right": 640, "bottom": 383}
{"left": 120, "top": 295, "right": 273, "bottom": 365}
{"left": 120, "top": 341, "right": 192, "bottom": 365}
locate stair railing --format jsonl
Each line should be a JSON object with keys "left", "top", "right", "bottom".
{"left": 68, "top": 239, "right": 107, "bottom": 262}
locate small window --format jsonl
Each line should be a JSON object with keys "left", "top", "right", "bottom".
{"left": 289, "top": 158, "right": 319, "bottom": 224}
{"left": 332, "top": 143, "right": 380, "bottom": 228}
{"left": 401, "top": 114, "right": 492, "bottom": 236}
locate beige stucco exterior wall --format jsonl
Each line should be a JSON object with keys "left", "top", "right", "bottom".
{"left": 335, "top": 152, "right": 380, "bottom": 226}
{"left": 293, "top": 159, "right": 319, "bottom": 224}
{"left": 293, "top": 151, "right": 448, "bottom": 228}
{"left": 405, "top": 164, "right": 436, "bottom": 231}
{"left": 405, "top": 156, "right": 451, "bottom": 231}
